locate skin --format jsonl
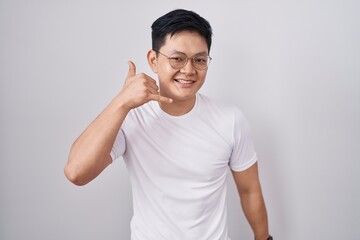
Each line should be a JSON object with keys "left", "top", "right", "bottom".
{"left": 148, "top": 31, "right": 209, "bottom": 116}
{"left": 64, "top": 30, "right": 269, "bottom": 239}
{"left": 232, "top": 163, "right": 269, "bottom": 240}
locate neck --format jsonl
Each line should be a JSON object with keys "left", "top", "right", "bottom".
{"left": 159, "top": 96, "right": 196, "bottom": 116}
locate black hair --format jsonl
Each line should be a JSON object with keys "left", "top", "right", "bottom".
{"left": 151, "top": 9, "right": 213, "bottom": 53}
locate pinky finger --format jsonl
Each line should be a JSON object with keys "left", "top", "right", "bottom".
{"left": 150, "top": 94, "right": 173, "bottom": 103}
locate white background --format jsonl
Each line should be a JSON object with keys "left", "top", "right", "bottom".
{"left": 0, "top": 0, "right": 359, "bottom": 239}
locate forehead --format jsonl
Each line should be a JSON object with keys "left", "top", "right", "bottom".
{"left": 160, "top": 31, "right": 208, "bottom": 54}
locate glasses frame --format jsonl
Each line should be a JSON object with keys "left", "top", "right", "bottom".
{"left": 155, "top": 50, "right": 212, "bottom": 71}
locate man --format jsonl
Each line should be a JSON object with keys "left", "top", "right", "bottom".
{"left": 65, "top": 9, "right": 271, "bottom": 240}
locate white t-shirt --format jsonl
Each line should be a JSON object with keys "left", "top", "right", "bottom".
{"left": 111, "top": 93, "right": 257, "bottom": 240}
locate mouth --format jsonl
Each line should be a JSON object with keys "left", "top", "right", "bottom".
{"left": 174, "top": 79, "right": 195, "bottom": 85}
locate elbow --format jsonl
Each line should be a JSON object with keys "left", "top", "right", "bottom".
{"left": 64, "top": 163, "right": 88, "bottom": 186}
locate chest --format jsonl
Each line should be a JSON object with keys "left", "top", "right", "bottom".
{"left": 124, "top": 115, "right": 233, "bottom": 182}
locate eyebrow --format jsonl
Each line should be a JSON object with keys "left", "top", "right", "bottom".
{"left": 170, "top": 50, "right": 209, "bottom": 56}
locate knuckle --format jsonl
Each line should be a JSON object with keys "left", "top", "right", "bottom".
{"left": 137, "top": 72, "right": 146, "bottom": 78}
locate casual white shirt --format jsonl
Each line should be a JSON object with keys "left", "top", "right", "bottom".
{"left": 111, "top": 93, "right": 257, "bottom": 240}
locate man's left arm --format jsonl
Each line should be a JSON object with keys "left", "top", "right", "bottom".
{"left": 231, "top": 162, "right": 269, "bottom": 240}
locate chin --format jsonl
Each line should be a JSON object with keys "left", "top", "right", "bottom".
{"left": 171, "top": 92, "right": 198, "bottom": 102}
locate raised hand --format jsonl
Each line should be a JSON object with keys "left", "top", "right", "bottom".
{"left": 118, "top": 61, "right": 172, "bottom": 110}
{"left": 65, "top": 61, "right": 173, "bottom": 186}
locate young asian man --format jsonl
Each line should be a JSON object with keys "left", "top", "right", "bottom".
{"left": 65, "top": 9, "right": 272, "bottom": 240}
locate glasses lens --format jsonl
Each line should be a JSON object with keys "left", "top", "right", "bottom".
{"left": 169, "top": 53, "right": 187, "bottom": 69}
{"left": 168, "top": 52, "right": 211, "bottom": 70}
{"left": 193, "top": 56, "right": 210, "bottom": 70}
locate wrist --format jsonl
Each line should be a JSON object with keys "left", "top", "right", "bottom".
{"left": 255, "top": 235, "right": 272, "bottom": 240}
{"left": 112, "top": 94, "right": 133, "bottom": 113}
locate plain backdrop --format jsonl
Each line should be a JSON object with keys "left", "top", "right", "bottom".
{"left": 1, "top": 0, "right": 359, "bottom": 239}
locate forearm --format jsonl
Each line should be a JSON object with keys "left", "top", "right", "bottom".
{"left": 240, "top": 191, "right": 269, "bottom": 240}
{"left": 65, "top": 95, "right": 130, "bottom": 185}
{"left": 65, "top": 61, "right": 172, "bottom": 185}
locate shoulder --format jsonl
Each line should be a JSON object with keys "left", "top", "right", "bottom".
{"left": 123, "top": 101, "right": 159, "bottom": 129}
{"left": 197, "top": 94, "right": 251, "bottom": 134}
{"left": 197, "top": 93, "right": 244, "bottom": 120}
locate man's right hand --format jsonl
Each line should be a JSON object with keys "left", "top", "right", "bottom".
{"left": 118, "top": 61, "right": 172, "bottom": 110}
{"left": 65, "top": 61, "right": 172, "bottom": 186}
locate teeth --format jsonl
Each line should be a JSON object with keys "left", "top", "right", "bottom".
{"left": 176, "top": 79, "right": 193, "bottom": 84}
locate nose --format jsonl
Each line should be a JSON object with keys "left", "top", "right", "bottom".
{"left": 180, "top": 58, "right": 196, "bottom": 74}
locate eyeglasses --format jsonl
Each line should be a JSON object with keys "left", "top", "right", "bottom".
{"left": 155, "top": 50, "right": 212, "bottom": 71}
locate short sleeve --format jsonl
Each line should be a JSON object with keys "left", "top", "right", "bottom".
{"left": 110, "top": 128, "right": 126, "bottom": 161}
{"left": 229, "top": 108, "right": 257, "bottom": 171}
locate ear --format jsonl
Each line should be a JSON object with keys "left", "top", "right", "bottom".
{"left": 147, "top": 50, "right": 158, "bottom": 73}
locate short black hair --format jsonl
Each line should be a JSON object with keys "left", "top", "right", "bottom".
{"left": 151, "top": 9, "right": 213, "bottom": 53}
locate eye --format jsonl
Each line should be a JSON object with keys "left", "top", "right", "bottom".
{"left": 170, "top": 56, "right": 185, "bottom": 62}
{"left": 194, "top": 57, "right": 208, "bottom": 63}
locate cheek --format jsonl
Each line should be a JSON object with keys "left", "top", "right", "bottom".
{"left": 158, "top": 65, "right": 178, "bottom": 79}
{"left": 199, "top": 71, "right": 208, "bottom": 81}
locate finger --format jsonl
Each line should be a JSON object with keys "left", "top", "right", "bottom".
{"left": 146, "top": 84, "right": 158, "bottom": 94}
{"left": 148, "top": 87, "right": 159, "bottom": 95}
{"left": 126, "top": 61, "right": 136, "bottom": 79}
{"left": 149, "top": 94, "right": 173, "bottom": 103}
{"left": 147, "top": 81, "right": 159, "bottom": 92}
{"left": 142, "top": 75, "right": 159, "bottom": 91}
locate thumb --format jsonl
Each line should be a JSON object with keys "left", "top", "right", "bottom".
{"left": 126, "top": 60, "right": 136, "bottom": 79}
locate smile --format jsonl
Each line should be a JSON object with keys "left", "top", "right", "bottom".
{"left": 174, "top": 79, "right": 195, "bottom": 84}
